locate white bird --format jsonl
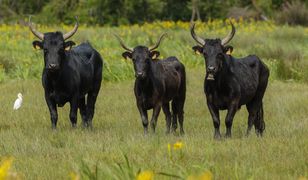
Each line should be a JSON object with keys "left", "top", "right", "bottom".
{"left": 13, "top": 93, "right": 23, "bottom": 110}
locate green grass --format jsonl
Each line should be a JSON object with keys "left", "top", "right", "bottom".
{"left": 1, "top": 20, "right": 308, "bottom": 83}
{"left": 0, "top": 67, "right": 307, "bottom": 179}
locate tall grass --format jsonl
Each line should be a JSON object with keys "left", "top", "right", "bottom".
{"left": 0, "top": 19, "right": 308, "bottom": 83}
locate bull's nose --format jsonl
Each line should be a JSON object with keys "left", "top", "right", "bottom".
{"left": 207, "top": 66, "right": 215, "bottom": 72}
{"left": 135, "top": 72, "right": 144, "bottom": 78}
{"left": 48, "top": 64, "right": 57, "bottom": 69}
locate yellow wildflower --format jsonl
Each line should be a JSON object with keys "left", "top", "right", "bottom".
{"left": 136, "top": 170, "right": 154, "bottom": 180}
{"left": 0, "top": 157, "right": 13, "bottom": 180}
{"left": 187, "top": 170, "right": 213, "bottom": 180}
{"left": 298, "top": 176, "right": 307, "bottom": 180}
{"left": 69, "top": 172, "right": 80, "bottom": 180}
{"left": 173, "top": 141, "right": 183, "bottom": 150}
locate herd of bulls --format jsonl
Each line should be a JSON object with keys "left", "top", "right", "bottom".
{"left": 29, "top": 17, "right": 269, "bottom": 139}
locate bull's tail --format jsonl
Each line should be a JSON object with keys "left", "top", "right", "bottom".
{"left": 255, "top": 102, "right": 265, "bottom": 135}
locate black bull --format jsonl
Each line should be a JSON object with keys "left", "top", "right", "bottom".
{"left": 29, "top": 17, "right": 103, "bottom": 129}
{"left": 115, "top": 34, "right": 186, "bottom": 135}
{"left": 191, "top": 22, "right": 269, "bottom": 138}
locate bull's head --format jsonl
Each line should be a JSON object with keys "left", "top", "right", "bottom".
{"left": 29, "top": 17, "right": 78, "bottom": 71}
{"left": 114, "top": 33, "right": 166, "bottom": 79}
{"left": 191, "top": 22, "right": 235, "bottom": 80}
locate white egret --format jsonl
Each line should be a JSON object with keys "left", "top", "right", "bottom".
{"left": 13, "top": 93, "right": 23, "bottom": 110}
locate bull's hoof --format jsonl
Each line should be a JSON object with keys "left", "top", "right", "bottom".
{"left": 72, "top": 123, "right": 77, "bottom": 128}
{"left": 143, "top": 128, "right": 148, "bottom": 135}
{"left": 214, "top": 133, "right": 221, "bottom": 140}
{"left": 256, "top": 130, "right": 263, "bottom": 137}
{"left": 224, "top": 133, "right": 231, "bottom": 138}
{"left": 82, "top": 121, "right": 93, "bottom": 129}
{"left": 51, "top": 124, "right": 57, "bottom": 130}
{"left": 179, "top": 128, "right": 185, "bottom": 136}
{"left": 246, "top": 129, "right": 251, "bottom": 137}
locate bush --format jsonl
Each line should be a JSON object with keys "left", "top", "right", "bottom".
{"left": 276, "top": 0, "right": 308, "bottom": 26}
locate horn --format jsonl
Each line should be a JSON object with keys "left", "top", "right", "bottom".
{"left": 221, "top": 21, "right": 236, "bottom": 46}
{"left": 149, "top": 33, "right": 167, "bottom": 51}
{"left": 28, "top": 16, "right": 44, "bottom": 40}
{"left": 113, "top": 34, "right": 133, "bottom": 52}
{"left": 190, "top": 23, "right": 205, "bottom": 46}
{"left": 63, "top": 16, "right": 79, "bottom": 40}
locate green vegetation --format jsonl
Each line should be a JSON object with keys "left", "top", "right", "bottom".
{"left": 0, "top": 68, "right": 307, "bottom": 179}
{"left": 1, "top": 0, "right": 308, "bottom": 25}
{"left": 0, "top": 5, "right": 307, "bottom": 179}
{"left": 1, "top": 20, "right": 308, "bottom": 83}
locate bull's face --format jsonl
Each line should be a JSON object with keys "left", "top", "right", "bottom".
{"left": 115, "top": 33, "right": 166, "bottom": 79}
{"left": 33, "top": 33, "right": 75, "bottom": 71}
{"left": 29, "top": 16, "right": 78, "bottom": 72}
{"left": 122, "top": 47, "right": 160, "bottom": 79}
{"left": 191, "top": 22, "right": 235, "bottom": 81}
{"left": 193, "top": 40, "right": 233, "bottom": 80}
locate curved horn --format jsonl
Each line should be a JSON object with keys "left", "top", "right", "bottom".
{"left": 113, "top": 34, "right": 133, "bottom": 52}
{"left": 221, "top": 21, "right": 236, "bottom": 46}
{"left": 149, "top": 33, "right": 167, "bottom": 51}
{"left": 28, "top": 16, "right": 44, "bottom": 40}
{"left": 63, "top": 16, "right": 79, "bottom": 40}
{"left": 190, "top": 23, "right": 205, "bottom": 46}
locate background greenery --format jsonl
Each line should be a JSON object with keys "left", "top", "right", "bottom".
{"left": 1, "top": 0, "right": 308, "bottom": 25}
{"left": 0, "top": 0, "right": 307, "bottom": 179}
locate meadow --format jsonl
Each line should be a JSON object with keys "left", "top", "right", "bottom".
{"left": 0, "top": 19, "right": 308, "bottom": 179}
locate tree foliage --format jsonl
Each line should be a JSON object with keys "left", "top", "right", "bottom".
{"left": 0, "top": 0, "right": 306, "bottom": 25}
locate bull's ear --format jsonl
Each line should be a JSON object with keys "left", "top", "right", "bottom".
{"left": 32, "top": 41, "right": 43, "bottom": 50}
{"left": 64, "top": 41, "right": 76, "bottom": 51}
{"left": 224, "top": 45, "right": 233, "bottom": 55}
{"left": 122, "top": 51, "right": 132, "bottom": 60}
{"left": 192, "top": 45, "right": 203, "bottom": 55}
{"left": 150, "top": 51, "right": 160, "bottom": 59}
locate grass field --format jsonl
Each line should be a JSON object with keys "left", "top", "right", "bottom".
{"left": 0, "top": 19, "right": 308, "bottom": 179}
{"left": 0, "top": 67, "right": 307, "bottom": 179}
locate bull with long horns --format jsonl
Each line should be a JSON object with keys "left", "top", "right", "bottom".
{"left": 29, "top": 17, "right": 103, "bottom": 129}
{"left": 115, "top": 34, "right": 186, "bottom": 135}
{"left": 191, "top": 22, "right": 269, "bottom": 138}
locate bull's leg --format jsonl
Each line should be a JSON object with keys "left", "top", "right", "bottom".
{"left": 171, "top": 100, "right": 178, "bottom": 133}
{"left": 162, "top": 103, "right": 171, "bottom": 134}
{"left": 246, "top": 102, "right": 258, "bottom": 136}
{"left": 79, "top": 97, "right": 87, "bottom": 123}
{"left": 85, "top": 92, "right": 99, "bottom": 128}
{"left": 207, "top": 102, "right": 221, "bottom": 139}
{"left": 69, "top": 96, "right": 79, "bottom": 128}
{"left": 84, "top": 68, "right": 102, "bottom": 128}
{"left": 173, "top": 98, "right": 185, "bottom": 135}
{"left": 150, "top": 103, "right": 162, "bottom": 133}
{"left": 45, "top": 94, "right": 58, "bottom": 129}
{"left": 225, "top": 101, "right": 239, "bottom": 138}
{"left": 137, "top": 106, "right": 148, "bottom": 134}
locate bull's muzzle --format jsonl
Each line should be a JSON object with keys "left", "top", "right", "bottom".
{"left": 207, "top": 66, "right": 216, "bottom": 80}
{"left": 47, "top": 64, "right": 60, "bottom": 70}
{"left": 135, "top": 72, "right": 146, "bottom": 79}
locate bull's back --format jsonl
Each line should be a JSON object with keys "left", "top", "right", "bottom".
{"left": 159, "top": 57, "right": 185, "bottom": 100}
{"left": 233, "top": 55, "right": 266, "bottom": 104}
{"left": 71, "top": 43, "right": 103, "bottom": 95}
